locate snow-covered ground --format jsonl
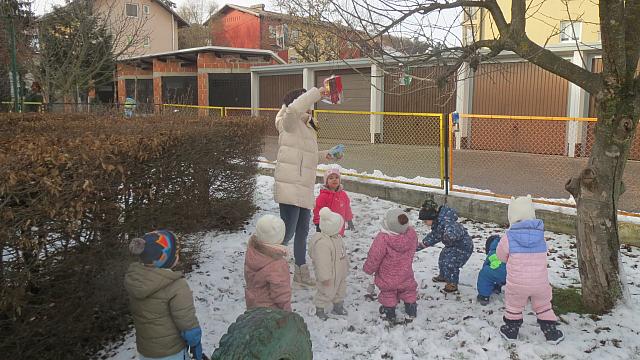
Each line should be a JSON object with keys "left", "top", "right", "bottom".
{"left": 101, "top": 176, "right": 640, "bottom": 360}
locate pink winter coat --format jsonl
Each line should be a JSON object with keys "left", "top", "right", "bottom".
{"left": 313, "top": 185, "right": 353, "bottom": 236}
{"left": 496, "top": 219, "right": 550, "bottom": 295}
{"left": 244, "top": 236, "right": 292, "bottom": 311}
{"left": 363, "top": 227, "right": 418, "bottom": 292}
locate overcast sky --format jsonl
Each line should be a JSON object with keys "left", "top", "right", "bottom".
{"left": 32, "top": 0, "right": 277, "bottom": 15}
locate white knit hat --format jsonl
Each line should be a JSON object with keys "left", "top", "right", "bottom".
{"left": 255, "top": 215, "right": 286, "bottom": 245}
{"left": 383, "top": 208, "right": 410, "bottom": 234}
{"left": 319, "top": 207, "right": 344, "bottom": 236}
{"left": 508, "top": 195, "right": 536, "bottom": 225}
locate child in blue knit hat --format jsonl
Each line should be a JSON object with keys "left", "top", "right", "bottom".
{"left": 125, "top": 230, "right": 206, "bottom": 360}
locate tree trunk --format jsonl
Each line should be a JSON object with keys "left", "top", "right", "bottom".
{"left": 566, "top": 91, "right": 637, "bottom": 313}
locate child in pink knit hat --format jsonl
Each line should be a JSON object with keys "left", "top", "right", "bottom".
{"left": 313, "top": 168, "right": 354, "bottom": 236}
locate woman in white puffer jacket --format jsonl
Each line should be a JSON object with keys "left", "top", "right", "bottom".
{"left": 274, "top": 87, "right": 341, "bottom": 287}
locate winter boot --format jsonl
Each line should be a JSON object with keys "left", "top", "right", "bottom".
{"left": 379, "top": 305, "right": 396, "bottom": 323}
{"left": 294, "top": 264, "right": 316, "bottom": 287}
{"left": 316, "top": 307, "right": 329, "bottom": 321}
{"left": 432, "top": 275, "right": 447, "bottom": 283}
{"left": 332, "top": 302, "right": 348, "bottom": 316}
{"left": 404, "top": 302, "right": 417, "bottom": 322}
{"left": 538, "top": 319, "right": 565, "bottom": 344}
{"left": 499, "top": 317, "right": 523, "bottom": 341}
{"left": 443, "top": 283, "right": 458, "bottom": 293}
{"left": 477, "top": 295, "right": 490, "bottom": 306}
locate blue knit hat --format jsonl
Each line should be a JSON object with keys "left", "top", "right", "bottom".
{"left": 129, "top": 230, "right": 178, "bottom": 268}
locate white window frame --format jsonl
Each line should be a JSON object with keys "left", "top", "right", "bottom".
{"left": 143, "top": 4, "right": 150, "bottom": 16}
{"left": 560, "top": 20, "right": 582, "bottom": 43}
{"left": 268, "top": 25, "right": 276, "bottom": 39}
{"left": 143, "top": 36, "right": 150, "bottom": 47}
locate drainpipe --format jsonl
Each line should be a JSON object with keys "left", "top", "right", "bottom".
{"left": 171, "top": 14, "right": 175, "bottom": 50}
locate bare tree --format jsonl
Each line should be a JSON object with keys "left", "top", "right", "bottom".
{"left": 33, "top": 0, "right": 148, "bottom": 105}
{"left": 285, "top": 0, "right": 638, "bottom": 313}
{"left": 177, "top": 0, "right": 217, "bottom": 49}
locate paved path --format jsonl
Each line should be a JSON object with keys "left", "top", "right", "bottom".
{"left": 263, "top": 136, "right": 640, "bottom": 213}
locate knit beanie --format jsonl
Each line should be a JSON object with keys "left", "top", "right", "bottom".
{"left": 319, "top": 207, "right": 344, "bottom": 236}
{"left": 418, "top": 199, "right": 439, "bottom": 221}
{"left": 485, "top": 234, "right": 501, "bottom": 254}
{"left": 129, "top": 230, "right": 178, "bottom": 269}
{"left": 255, "top": 214, "right": 286, "bottom": 245}
{"left": 508, "top": 195, "right": 536, "bottom": 225}
{"left": 383, "top": 208, "right": 410, "bottom": 234}
{"left": 323, "top": 168, "right": 341, "bottom": 186}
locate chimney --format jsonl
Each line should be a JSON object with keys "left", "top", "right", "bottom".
{"left": 250, "top": 4, "right": 265, "bottom": 11}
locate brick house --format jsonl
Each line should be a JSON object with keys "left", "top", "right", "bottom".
{"left": 204, "top": 4, "right": 362, "bottom": 62}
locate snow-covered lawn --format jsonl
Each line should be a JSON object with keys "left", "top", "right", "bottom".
{"left": 101, "top": 175, "right": 640, "bottom": 360}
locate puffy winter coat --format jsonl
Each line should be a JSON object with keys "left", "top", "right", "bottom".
{"left": 496, "top": 219, "right": 550, "bottom": 294}
{"left": 423, "top": 206, "right": 473, "bottom": 254}
{"left": 244, "top": 236, "right": 292, "bottom": 311}
{"left": 363, "top": 227, "right": 418, "bottom": 292}
{"left": 477, "top": 236, "right": 507, "bottom": 296}
{"left": 308, "top": 232, "right": 349, "bottom": 285}
{"left": 313, "top": 185, "right": 353, "bottom": 236}
{"left": 274, "top": 87, "right": 329, "bottom": 210}
{"left": 124, "top": 262, "right": 199, "bottom": 358}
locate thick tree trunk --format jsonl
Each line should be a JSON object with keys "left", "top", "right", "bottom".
{"left": 566, "top": 91, "right": 638, "bottom": 313}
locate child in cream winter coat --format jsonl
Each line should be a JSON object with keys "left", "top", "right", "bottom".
{"left": 308, "top": 207, "right": 349, "bottom": 320}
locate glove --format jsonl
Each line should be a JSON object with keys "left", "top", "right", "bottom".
{"left": 316, "top": 224, "right": 321, "bottom": 232}
{"left": 367, "top": 283, "right": 376, "bottom": 295}
{"left": 327, "top": 144, "right": 345, "bottom": 160}
{"left": 346, "top": 220, "right": 355, "bottom": 231}
{"left": 182, "top": 327, "right": 203, "bottom": 360}
{"left": 416, "top": 242, "right": 427, "bottom": 252}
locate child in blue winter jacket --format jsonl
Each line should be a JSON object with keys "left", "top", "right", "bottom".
{"left": 418, "top": 200, "right": 474, "bottom": 292}
{"left": 476, "top": 235, "right": 507, "bottom": 305}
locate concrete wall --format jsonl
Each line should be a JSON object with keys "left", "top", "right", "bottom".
{"left": 259, "top": 167, "right": 639, "bottom": 246}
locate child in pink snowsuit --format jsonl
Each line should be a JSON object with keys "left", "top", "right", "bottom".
{"left": 313, "top": 168, "right": 354, "bottom": 236}
{"left": 363, "top": 209, "right": 418, "bottom": 323}
{"left": 497, "top": 195, "right": 564, "bottom": 344}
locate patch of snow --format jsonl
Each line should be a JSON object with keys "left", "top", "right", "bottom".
{"left": 100, "top": 175, "right": 640, "bottom": 360}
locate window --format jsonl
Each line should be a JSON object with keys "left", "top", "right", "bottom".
{"left": 560, "top": 20, "right": 582, "bottom": 42}
{"left": 463, "top": 6, "right": 478, "bottom": 22}
{"left": 463, "top": 25, "right": 475, "bottom": 45}
{"left": 143, "top": 36, "right": 150, "bottom": 47}
{"left": 268, "top": 25, "right": 276, "bottom": 39}
{"left": 125, "top": 3, "right": 138, "bottom": 17}
{"left": 143, "top": 4, "right": 150, "bottom": 15}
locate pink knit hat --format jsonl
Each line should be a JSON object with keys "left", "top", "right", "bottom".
{"left": 323, "top": 168, "right": 341, "bottom": 185}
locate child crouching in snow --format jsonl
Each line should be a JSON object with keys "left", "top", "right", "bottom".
{"left": 364, "top": 209, "right": 418, "bottom": 323}
{"left": 476, "top": 235, "right": 507, "bottom": 305}
{"left": 497, "top": 195, "right": 564, "bottom": 344}
{"left": 314, "top": 168, "right": 355, "bottom": 235}
{"left": 308, "top": 207, "right": 349, "bottom": 320}
{"left": 244, "top": 215, "right": 292, "bottom": 311}
{"left": 418, "top": 199, "right": 473, "bottom": 293}
{"left": 125, "top": 230, "right": 204, "bottom": 360}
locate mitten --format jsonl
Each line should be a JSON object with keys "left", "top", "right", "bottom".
{"left": 182, "top": 327, "right": 203, "bottom": 360}
{"left": 347, "top": 220, "right": 355, "bottom": 231}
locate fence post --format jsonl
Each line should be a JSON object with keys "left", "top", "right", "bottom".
{"left": 443, "top": 113, "right": 450, "bottom": 196}
{"left": 370, "top": 63, "right": 384, "bottom": 143}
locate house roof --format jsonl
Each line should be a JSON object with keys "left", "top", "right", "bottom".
{"left": 118, "top": 45, "right": 286, "bottom": 65}
{"left": 203, "top": 4, "right": 293, "bottom": 25}
{"left": 152, "top": 0, "right": 190, "bottom": 28}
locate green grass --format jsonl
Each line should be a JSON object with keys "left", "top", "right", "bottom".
{"left": 552, "top": 287, "right": 590, "bottom": 315}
